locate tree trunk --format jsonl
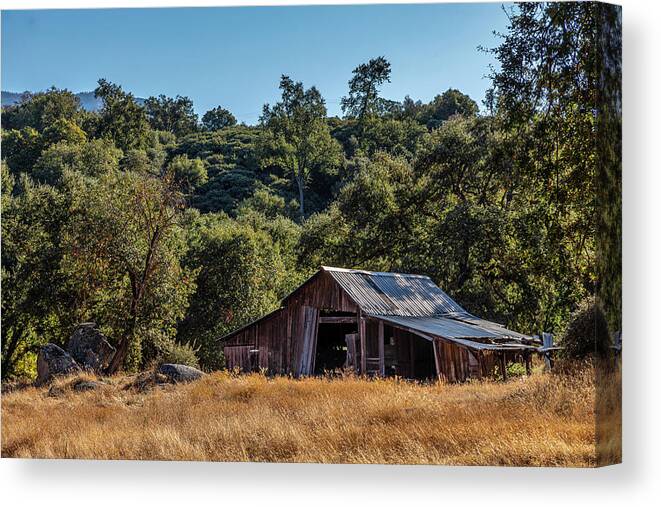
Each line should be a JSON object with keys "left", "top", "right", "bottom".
{"left": 106, "top": 279, "right": 141, "bottom": 374}
{"left": 106, "top": 334, "right": 130, "bottom": 375}
{"left": 105, "top": 226, "right": 161, "bottom": 375}
{"left": 1, "top": 329, "right": 22, "bottom": 380}
{"left": 297, "top": 174, "right": 305, "bottom": 220}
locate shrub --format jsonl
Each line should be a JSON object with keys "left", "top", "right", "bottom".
{"left": 157, "top": 342, "right": 200, "bottom": 369}
{"left": 560, "top": 298, "right": 611, "bottom": 360}
{"left": 506, "top": 362, "right": 527, "bottom": 378}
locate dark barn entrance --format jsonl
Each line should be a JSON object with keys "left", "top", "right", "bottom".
{"left": 381, "top": 325, "right": 436, "bottom": 380}
{"left": 314, "top": 313, "right": 357, "bottom": 374}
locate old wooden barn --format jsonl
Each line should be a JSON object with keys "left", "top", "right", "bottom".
{"left": 219, "top": 266, "right": 539, "bottom": 382}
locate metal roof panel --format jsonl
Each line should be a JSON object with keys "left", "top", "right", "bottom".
{"left": 373, "top": 315, "right": 535, "bottom": 351}
{"left": 324, "top": 267, "right": 466, "bottom": 317}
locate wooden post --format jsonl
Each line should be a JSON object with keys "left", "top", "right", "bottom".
{"left": 378, "top": 320, "right": 385, "bottom": 377}
{"left": 477, "top": 351, "right": 483, "bottom": 380}
{"left": 500, "top": 352, "right": 508, "bottom": 381}
{"left": 525, "top": 353, "right": 532, "bottom": 375}
{"left": 285, "top": 310, "right": 292, "bottom": 373}
{"left": 409, "top": 333, "right": 416, "bottom": 378}
{"left": 432, "top": 338, "right": 442, "bottom": 382}
{"left": 358, "top": 308, "right": 366, "bottom": 375}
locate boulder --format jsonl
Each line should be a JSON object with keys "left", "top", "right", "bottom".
{"left": 158, "top": 363, "right": 204, "bottom": 383}
{"left": 36, "top": 343, "right": 81, "bottom": 385}
{"left": 72, "top": 379, "right": 103, "bottom": 392}
{"left": 67, "top": 323, "right": 116, "bottom": 373}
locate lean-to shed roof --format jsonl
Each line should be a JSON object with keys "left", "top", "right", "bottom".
{"left": 373, "top": 315, "right": 536, "bottom": 351}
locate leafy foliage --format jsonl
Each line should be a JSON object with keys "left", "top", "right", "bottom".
{"left": 560, "top": 298, "right": 611, "bottom": 360}
{"left": 418, "top": 88, "right": 479, "bottom": 129}
{"left": 201, "top": 106, "right": 237, "bottom": 131}
{"left": 0, "top": 3, "right": 620, "bottom": 378}
{"left": 167, "top": 154, "right": 208, "bottom": 194}
{"left": 94, "top": 79, "right": 151, "bottom": 153}
{"left": 60, "top": 171, "right": 195, "bottom": 372}
{"left": 145, "top": 94, "right": 198, "bottom": 137}
{"left": 1, "top": 127, "right": 43, "bottom": 173}
{"left": 1, "top": 88, "right": 83, "bottom": 132}
{"left": 177, "top": 212, "right": 301, "bottom": 370}
{"left": 1, "top": 165, "right": 73, "bottom": 378}
{"left": 341, "top": 56, "right": 392, "bottom": 120}
{"left": 260, "top": 76, "right": 343, "bottom": 219}
{"left": 32, "top": 139, "right": 121, "bottom": 185}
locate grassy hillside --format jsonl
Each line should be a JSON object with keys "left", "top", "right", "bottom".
{"left": 1, "top": 366, "right": 620, "bottom": 466}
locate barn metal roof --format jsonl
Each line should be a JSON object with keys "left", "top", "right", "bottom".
{"left": 449, "top": 314, "right": 531, "bottom": 342}
{"left": 321, "top": 267, "right": 532, "bottom": 348}
{"left": 219, "top": 266, "right": 533, "bottom": 347}
{"left": 373, "top": 315, "right": 535, "bottom": 351}
{"left": 323, "top": 266, "right": 468, "bottom": 317}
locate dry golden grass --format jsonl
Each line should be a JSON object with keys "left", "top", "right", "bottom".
{"left": 596, "top": 363, "right": 622, "bottom": 465}
{"left": 1, "top": 366, "right": 619, "bottom": 466}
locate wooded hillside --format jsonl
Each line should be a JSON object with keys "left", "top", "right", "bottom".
{"left": 1, "top": 3, "right": 621, "bottom": 380}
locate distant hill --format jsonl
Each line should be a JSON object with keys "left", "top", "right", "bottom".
{"left": 2, "top": 90, "right": 146, "bottom": 111}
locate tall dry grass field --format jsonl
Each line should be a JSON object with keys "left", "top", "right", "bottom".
{"left": 1, "top": 367, "right": 619, "bottom": 466}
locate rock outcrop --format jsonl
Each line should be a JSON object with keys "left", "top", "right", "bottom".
{"left": 67, "top": 323, "right": 116, "bottom": 373}
{"left": 158, "top": 363, "right": 204, "bottom": 383}
{"left": 36, "top": 344, "right": 81, "bottom": 385}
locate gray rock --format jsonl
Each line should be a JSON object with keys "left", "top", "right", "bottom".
{"left": 67, "top": 323, "right": 115, "bottom": 373}
{"left": 36, "top": 344, "right": 81, "bottom": 385}
{"left": 158, "top": 363, "right": 204, "bottom": 383}
{"left": 72, "top": 379, "right": 103, "bottom": 392}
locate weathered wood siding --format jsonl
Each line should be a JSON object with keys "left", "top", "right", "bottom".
{"left": 433, "top": 338, "right": 471, "bottom": 382}
{"left": 284, "top": 270, "right": 358, "bottom": 313}
{"left": 221, "top": 271, "right": 355, "bottom": 376}
{"left": 224, "top": 345, "right": 252, "bottom": 372}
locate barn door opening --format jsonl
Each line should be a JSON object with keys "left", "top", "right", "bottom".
{"left": 313, "top": 313, "right": 358, "bottom": 374}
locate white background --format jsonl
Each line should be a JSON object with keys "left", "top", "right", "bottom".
{"left": 1, "top": 0, "right": 659, "bottom": 505}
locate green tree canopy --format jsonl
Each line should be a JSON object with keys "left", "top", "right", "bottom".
{"left": 1, "top": 127, "right": 43, "bottom": 174}
{"left": 94, "top": 79, "right": 151, "bottom": 153}
{"left": 341, "top": 56, "right": 392, "bottom": 120}
{"left": 61, "top": 171, "right": 195, "bottom": 373}
{"left": 260, "top": 75, "right": 342, "bottom": 220}
{"left": 1, "top": 165, "right": 79, "bottom": 379}
{"left": 166, "top": 154, "right": 208, "bottom": 194}
{"left": 1, "top": 88, "right": 83, "bottom": 133}
{"left": 201, "top": 106, "right": 237, "bottom": 131}
{"left": 486, "top": 1, "right": 621, "bottom": 330}
{"left": 32, "top": 138, "right": 121, "bottom": 185}
{"left": 144, "top": 94, "right": 198, "bottom": 137}
{"left": 177, "top": 211, "right": 300, "bottom": 370}
{"left": 421, "top": 89, "right": 479, "bottom": 129}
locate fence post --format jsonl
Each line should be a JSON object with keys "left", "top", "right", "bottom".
{"left": 542, "top": 332, "right": 554, "bottom": 370}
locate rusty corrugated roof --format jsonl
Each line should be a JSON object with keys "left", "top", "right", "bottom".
{"left": 323, "top": 266, "right": 467, "bottom": 317}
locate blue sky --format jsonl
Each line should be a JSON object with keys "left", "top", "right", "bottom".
{"left": 1, "top": 3, "right": 510, "bottom": 124}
